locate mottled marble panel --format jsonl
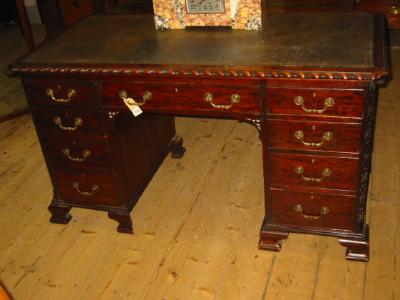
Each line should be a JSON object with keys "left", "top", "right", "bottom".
{"left": 152, "top": 0, "right": 261, "bottom": 30}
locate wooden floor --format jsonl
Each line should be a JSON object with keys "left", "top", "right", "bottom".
{"left": 0, "top": 50, "right": 399, "bottom": 299}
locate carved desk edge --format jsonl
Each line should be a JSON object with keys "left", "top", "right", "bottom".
{"left": 8, "top": 63, "right": 390, "bottom": 83}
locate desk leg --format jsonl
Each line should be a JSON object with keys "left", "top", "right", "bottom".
{"left": 259, "top": 226, "right": 289, "bottom": 251}
{"left": 108, "top": 211, "right": 133, "bottom": 234}
{"left": 339, "top": 225, "right": 369, "bottom": 262}
{"left": 48, "top": 203, "right": 72, "bottom": 224}
{"left": 169, "top": 135, "right": 185, "bottom": 159}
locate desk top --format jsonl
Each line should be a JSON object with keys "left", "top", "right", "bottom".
{"left": 12, "top": 13, "right": 389, "bottom": 81}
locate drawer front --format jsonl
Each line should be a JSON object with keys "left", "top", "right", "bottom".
{"left": 269, "top": 189, "right": 357, "bottom": 230}
{"left": 33, "top": 108, "right": 105, "bottom": 138}
{"left": 51, "top": 168, "right": 121, "bottom": 206}
{"left": 42, "top": 135, "right": 112, "bottom": 169}
{"left": 24, "top": 79, "right": 96, "bottom": 107}
{"left": 268, "top": 119, "right": 362, "bottom": 153}
{"left": 267, "top": 88, "right": 365, "bottom": 118}
{"left": 269, "top": 152, "right": 359, "bottom": 191}
{"left": 102, "top": 81, "right": 261, "bottom": 116}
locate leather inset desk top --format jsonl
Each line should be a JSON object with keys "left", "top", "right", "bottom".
{"left": 22, "top": 13, "right": 374, "bottom": 69}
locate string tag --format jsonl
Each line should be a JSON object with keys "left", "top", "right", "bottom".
{"left": 124, "top": 99, "right": 143, "bottom": 117}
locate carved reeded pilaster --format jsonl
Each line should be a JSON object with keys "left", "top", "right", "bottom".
{"left": 168, "top": 135, "right": 185, "bottom": 159}
{"left": 48, "top": 203, "right": 72, "bottom": 224}
{"left": 108, "top": 211, "right": 133, "bottom": 234}
{"left": 356, "top": 83, "right": 377, "bottom": 230}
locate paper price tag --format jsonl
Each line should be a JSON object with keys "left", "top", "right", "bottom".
{"left": 130, "top": 104, "right": 143, "bottom": 117}
{"left": 124, "top": 100, "right": 143, "bottom": 117}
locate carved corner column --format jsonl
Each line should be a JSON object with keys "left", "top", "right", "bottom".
{"left": 337, "top": 82, "right": 377, "bottom": 262}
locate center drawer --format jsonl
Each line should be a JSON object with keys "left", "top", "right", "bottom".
{"left": 101, "top": 81, "right": 261, "bottom": 117}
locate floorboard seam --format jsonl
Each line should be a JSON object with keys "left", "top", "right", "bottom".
{"left": 261, "top": 254, "right": 276, "bottom": 300}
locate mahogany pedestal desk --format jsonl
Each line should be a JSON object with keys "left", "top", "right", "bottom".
{"left": 11, "top": 13, "right": 390, "bottom": 261}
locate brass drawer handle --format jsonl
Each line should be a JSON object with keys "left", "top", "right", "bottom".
{"left": 294, "top": 204, "right": 329, "bottom": 220}
{"left": 294, "top": 96, "right": 334, "bottom": 114}
{"left": 53, "top": 117, "right": 83, "bottom": 131}
{"left": 391, "top": 6, "right": 399, "bottom": 14}
{"left": 119, "top": 90, "right": 152, "bottom": 106}
{"left": 204, "top": 93, "right": 240, "bottom": 110}
{"left": 72, "top": 182, "right": 99, "bottom": 196}
{"left": 62, "top": 148, "right": 91, "bottom": 162}
{"left": 295, "top": 166, "right": 332, "bottom": 183}
{"left": 46, "top": 88, "right": 76, "bottom": 103}
{"left": 294, "top": 130, "right": 333, "bottom": 147}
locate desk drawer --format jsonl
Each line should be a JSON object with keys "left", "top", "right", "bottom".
{"left": 42, "top": 135, "right": 112, "bottom": 169}
{"left": 269, "top": 189, "right": 357, "bottom": 230}
{"left": 102, "top": 81, "right": 261, "bottom": 116}
{"left": 269, "top": 152, "right": 359, "bottom": 191}
{"left": 24, "top": 79, "right": 96, "bottom": 107}
{"left": 33, "top": 108, "right": 105, "bottom": 139}
{"left": 267, "top": 88, "right": 365, "bottom": 118}
{"left": 268, "top": 119, "right": 362, "bottom": 153}
{"left": 51, "top": 168, "right": 121, "bottom": 207}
